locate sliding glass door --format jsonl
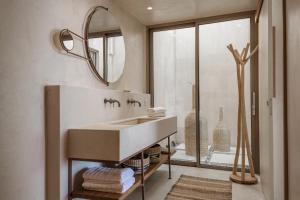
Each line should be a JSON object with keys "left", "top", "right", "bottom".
{"left": 198, "top": 19, "right": 252, "bottom": 168}
{"left": 152, "top": 27, "right": 196, "bottom": 163}
{"left": 151, "top": 14, "right": 258, "bottom": 170}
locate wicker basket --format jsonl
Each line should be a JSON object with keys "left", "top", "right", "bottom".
{"left": 145, "top": 144, "right": 161, "bottom": 163}
{"left": 123, "top": 154, "right": 150, "bottom": 174}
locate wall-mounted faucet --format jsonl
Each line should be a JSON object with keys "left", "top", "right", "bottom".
{"left": 127, "top": 98, "right": 141, "bottom": 107}
{"left": 104, "top": 98, "right": 121, "bottom": 107}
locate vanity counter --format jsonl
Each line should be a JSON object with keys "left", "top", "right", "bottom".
{"left": 68, "top": 115, "right": 177, "bottom": 162}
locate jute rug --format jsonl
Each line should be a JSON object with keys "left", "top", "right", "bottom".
{"left": 165, "top": 175, "right": 232, "bottom": 200}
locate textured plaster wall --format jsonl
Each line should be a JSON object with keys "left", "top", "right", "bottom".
{"left": 272, "top": 0, "right": 285, "bottom": 199}
{"left": 259, "top": 0, "right": 285, "bottom": 199}
{"left": 286, "top": 0, "right": 300, "bottom": 199}
{"left": 258, "top": 0, "right": 274, "bottom": 199}
{"left": 0, "top": 0, "right": 146, "bottom": 199}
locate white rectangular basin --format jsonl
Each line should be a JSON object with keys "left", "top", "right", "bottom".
{"left": 111, "top": 117, "right": 157, "bottom": 125}
{"left": 68, "top": 116, "right": 177, "bottom": 162}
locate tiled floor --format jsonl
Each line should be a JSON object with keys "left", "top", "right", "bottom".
{"left": 172, "top": 143, "right": 249, "bottom": 167}
{"left": 128, "top": 164, "right": 265, "bottom": 200}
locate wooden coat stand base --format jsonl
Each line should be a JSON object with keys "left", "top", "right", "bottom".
{"left": 230, "top": 174, "right": 258, "bottom": 184}
{"left": 227, "top": 43, "right": 258, "bottom": 185}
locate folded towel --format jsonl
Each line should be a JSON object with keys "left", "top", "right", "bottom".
{"left": 83, "top": 176, "right": 133, "bottom": 185}
{"left": 148, "top": 112, "right": 166, "bottom": 117}
{"left": 147, "top": 107, "right": 166, "bottom": 114}
{"left": 122, "top": 164, "right": 150, "bottom": 174}
{"left": 83, "top": 167, "right": 134, "bottom": 184}
{"left": 82, "top": 177, "right": 135, "bottom": 194}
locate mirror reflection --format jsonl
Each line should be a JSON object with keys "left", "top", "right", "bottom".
{"left": 60, "top": 30, "right": 74, "bottom": 51}
{"left": 86, "top": 6, "right": 125, "bottom": 83}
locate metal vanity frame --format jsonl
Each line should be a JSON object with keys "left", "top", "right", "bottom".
{"left": 68, "top": 133, "right": 176, "bottom": 200}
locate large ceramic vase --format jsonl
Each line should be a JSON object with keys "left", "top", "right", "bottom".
{"left": 213, "top": 106, "right": 231, "bottom": 152}
{"left": 185, "top": 85, "right": 208, "bottom": 157}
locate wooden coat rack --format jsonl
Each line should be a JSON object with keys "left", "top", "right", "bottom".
{"left": 227, "top": 43, "right": 258, "bottom": 184}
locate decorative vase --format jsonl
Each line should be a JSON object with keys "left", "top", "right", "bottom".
{"left": 200, "top": 112, "right": 208, "bottom": 157}
{"left": 185, "top": 85, "right": 208, "bottom": 157}
{"left": 213, "top": 106, "right": 231, "bottom": 152}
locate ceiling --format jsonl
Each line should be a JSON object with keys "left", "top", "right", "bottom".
{"left": 115, "top": 0, "right": 256, "bottom": 25}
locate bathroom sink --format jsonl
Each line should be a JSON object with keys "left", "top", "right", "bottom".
{"left": 111, "top": 117, "right": 157, "bottom": 125}
{"left": 68, "top": 116, "right": 177, "bottom": 162}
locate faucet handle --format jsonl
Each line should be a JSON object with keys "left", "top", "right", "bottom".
{"left": 104, "top": 98, "right": 109, "bottom": 105}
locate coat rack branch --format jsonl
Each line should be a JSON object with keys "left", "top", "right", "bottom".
{"left": 227, "top": 42, "right": 258, "bottom": 184}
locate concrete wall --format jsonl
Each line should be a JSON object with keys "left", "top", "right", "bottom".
{"left": 0, "top": 0, "right": 146, "bottom": 200}
{"left": 286, "top": 0, "right": 300, "bottom": 199}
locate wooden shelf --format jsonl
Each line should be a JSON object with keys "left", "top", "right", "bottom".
{"left": 71, "top": 154, "right": 169, "bottom": 200}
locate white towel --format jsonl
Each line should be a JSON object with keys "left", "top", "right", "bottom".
{"left": 147, "top": 107, "right": 166, "bottom": 117}
{"left": 147, "top": 107, "right": 166, "bottom": 114}
{"left": 83, "top": 167, "right": 134, "bottom": 184}
{"left": 148, "top": 112, "right": 166, "bottom": 117}
{"left": 83, "top": 176, "right": 133, "bottom": 185}
{"left": 82, "top": 177, "right": 135, "bottom": 193}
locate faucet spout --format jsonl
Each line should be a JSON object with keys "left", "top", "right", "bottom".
{"left": 127, "top": 98, "right": 141, "bottom": 107}
{"left": 113, "top": 99, "right": 121, "bottom": 107}
{"left": 104, "top": 98, "right": 121, "bottom": 107}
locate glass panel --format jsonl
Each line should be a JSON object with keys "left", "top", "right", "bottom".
{"left": 153, "top": 27, "right": 196, "bottom": 162}
{"left": 107, "top": 36, "right": 125, "bottom": 82}
{"left": 63, "top": 40, "right": 74, "bottom": 50}
{"left": 199, "top": 19, "right": 251, "bottom": 168}
{"left": 88, "top": 37, "right": 104, "bottom": 76}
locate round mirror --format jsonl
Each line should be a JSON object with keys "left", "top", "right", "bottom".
{"left": 59, "top": 29, "right": 74, "bottom": 51}
{"left": 85, "top": 6, "right": 125, "bottom": 84}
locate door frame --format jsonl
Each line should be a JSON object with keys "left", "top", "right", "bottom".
{"left": 147, "top": 11, "right": 260, "bottom": 173}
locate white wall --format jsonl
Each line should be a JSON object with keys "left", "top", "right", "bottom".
{"left": 286, "top": 0, "right": 300, "bottom": 199}
{"left": 0, "top": 0, "right": 146, "bottom": 200}
{"left": 258, "top": 0, "right": 274, "bottom": 199}
{"left": 259, "top": 0, "right": 285, "bottom": 199}
{"left": 272, "top": 0, "right": 285, "bottom": 199}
